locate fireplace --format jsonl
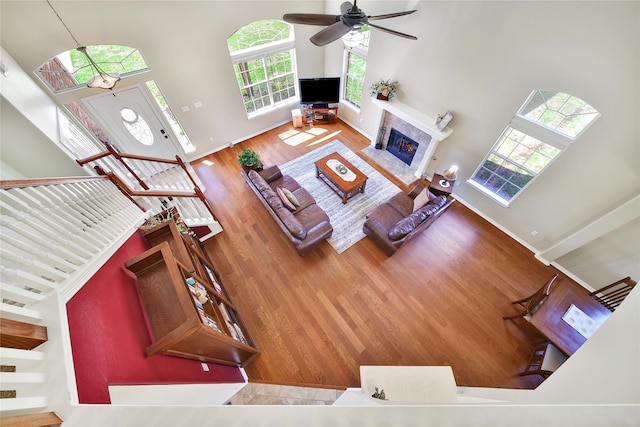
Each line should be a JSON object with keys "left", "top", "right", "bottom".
{"left": 386, "top": 128, "right": 419, "bottom": 166}
{"left": 367, "top": 98, "right": 454, "bottom": 183}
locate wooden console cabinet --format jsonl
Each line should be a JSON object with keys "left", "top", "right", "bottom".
{"left": 125, "top": 221, "right": 259, "bottom": 367}
{"left": 302, "top": 105, "right": 338, "bottom": 124}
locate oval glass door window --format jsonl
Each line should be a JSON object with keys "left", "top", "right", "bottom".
{"left": 120, "top": 107, "right": 154, "bottom": 146}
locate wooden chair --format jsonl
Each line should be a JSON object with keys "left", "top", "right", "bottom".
{"left": 520, "top": 341, "right": 568, "bottom": 378}
{"left": 589, "top": 276, "right": 637, "bottom": 312}
{"left": 503, "top": 274, "right": 559, "bottom": 323}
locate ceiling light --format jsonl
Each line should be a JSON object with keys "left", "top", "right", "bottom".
{"left": 46, "top": 0, "right": 120, "bottom": 90}
{"left": 76, "top": 46, "right": 121, "bottom": 89}
{"left": 342, "top": 30, "right": 365, "bottom": 48}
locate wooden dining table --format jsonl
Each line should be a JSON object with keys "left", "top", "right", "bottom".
{"left": 529, "top": 278, "right": 612, "bottom": 356}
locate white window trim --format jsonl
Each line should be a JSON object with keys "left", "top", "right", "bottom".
{"left": 470, "top": 117, "right": 571, "bottom": 207}
{"left": 229, "top": 38, "right": 295, "bottom": 64}
{"left": 229, "top": 26, "right": 297, "bottom": 118}
{"left": 342, "top": 45, "right": 368, "bottom": 108}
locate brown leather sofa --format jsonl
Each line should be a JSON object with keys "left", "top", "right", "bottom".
{"left": 363, "top": 183, "right": 455, "bottom": 256}
{"left": 242, "top": 165, "right": 333, "bottom": 256}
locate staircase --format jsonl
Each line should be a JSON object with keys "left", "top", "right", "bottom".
{"left": 0, "top": 176, "right": 148, "bottom": 423}
{"left": 77, "top": 144, "right": 222, "bottom": 238}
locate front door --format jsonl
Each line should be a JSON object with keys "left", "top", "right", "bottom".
{"left": 82, "top": 85, "right": 182, "bottom": 159}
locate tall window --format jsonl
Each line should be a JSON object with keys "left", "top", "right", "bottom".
{"left": 227, "top": 20, "right": 297, "bottom": 116}
{"left": 342, "top": 28, "right": 370, "bottom": 107}
{"left": 37, "top": 45, "right": 148, "bottom": 93}
{"left": 470, "top": 90, "right": 599, "bottom": 206}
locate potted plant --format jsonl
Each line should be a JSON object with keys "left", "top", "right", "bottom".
{"left": 237, "top": 148, "right": 263, "bottom": 172}
{"left": 370, "top": 79, "right": 399, "bottom": 101}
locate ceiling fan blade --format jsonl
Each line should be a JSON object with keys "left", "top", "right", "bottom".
{"left": 368, "top": 10, "right": 417, "bottom": 21}
{"left": 310, "top": 21, "right": 353, "bottom": 46}
{"left": 340, "top": 1, "right": 354, "bottom": 15}
{"left": 283, "top": 13, "right": 340, "bottom": 26}
{"left": 367, "top": 22, "right": 417, "bottom": 40}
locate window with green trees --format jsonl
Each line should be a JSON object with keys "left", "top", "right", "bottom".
{"left": 470, "top": 91, "right": 599, "bottom": 206}
{"left": 342, "top": 28, "right": 370, "bottom": 107}
{"left": 228, "top": 20, "right": 297, "bottom": 116}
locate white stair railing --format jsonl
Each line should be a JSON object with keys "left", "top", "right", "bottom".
{"left": 78, "top": 148, "right": 222, "bottom": 237}
{"left": 0, "top": 176, "right": 147, "bottom": 417}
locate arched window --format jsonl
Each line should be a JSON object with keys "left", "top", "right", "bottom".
{"left": 227, "top": 20, "right": 297, "bottom": 116}
{"left": 470, "top": 91, "right": 600, "bottom": 206}
{"left": 37, "top": 45, "right": 149, "bottom": 93}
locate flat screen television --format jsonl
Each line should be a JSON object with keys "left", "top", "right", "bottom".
{"left": 299, "top": 77, "right": 340, "bottom": 105}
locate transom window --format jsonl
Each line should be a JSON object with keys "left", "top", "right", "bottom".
{"left": 518, "top": 90, "right": 599, "bottom": 139}
{"left": 470, "top": 90, "right": 599, "bottom": 206}
{"left": 342, "top": 28, "right": 370, "bottom": 108}
{"left": 37, "top": 45, "right": 149, "bottom": 93}
{"left": 227, "top": 20, "right": 297, "bottom": 116}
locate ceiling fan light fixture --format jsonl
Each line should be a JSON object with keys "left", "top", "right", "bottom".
{"left": 283, "top": 1, "right": 417, "bottom": 46}
{"left": 342, "top": 30, "right": 364, "bottom": 47}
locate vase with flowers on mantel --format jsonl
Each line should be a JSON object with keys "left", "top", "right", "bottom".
{"left": 370, "top": 79, "right": 398, "bottom": 101}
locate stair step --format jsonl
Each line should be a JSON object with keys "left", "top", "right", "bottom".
{"left": 0, "top": 396, "right": 48, "bottom": 413}
{"left": 0, "top": 348, "right": 46, "bottom": 363}
{"left": 0, "top": 411, "right": 62, "bottom": 427}
{"left": 0, "top": 372, "right": 46, "bottom": 385}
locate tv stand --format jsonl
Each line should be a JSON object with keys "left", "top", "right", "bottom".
{"left": 302, "top": 104, "right": 338, "bottom": 124}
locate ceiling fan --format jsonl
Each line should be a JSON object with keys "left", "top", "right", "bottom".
{"left": 283, "top": 1, "right": 417, "bottom": 46}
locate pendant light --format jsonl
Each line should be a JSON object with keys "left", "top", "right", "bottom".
{"left": 46, "top": 0, "right": 120, "bottom": 90}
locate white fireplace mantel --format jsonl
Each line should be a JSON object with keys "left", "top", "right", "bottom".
{"left": 371, "top": 98, "right": 453, "bottom": 179}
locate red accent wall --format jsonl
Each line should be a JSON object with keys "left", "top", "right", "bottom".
{"left": 66, "top": 231, "right": 244, "bottom": 404}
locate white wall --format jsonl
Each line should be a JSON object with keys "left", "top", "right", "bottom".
{"left": 557, "top": 217, "right": 640, "bottom": 285}
{"left": 326, "top": 1, "right": 640, "bottom": 283}
{"left": 0, "top": 47, "right": 88, "bottom": 178}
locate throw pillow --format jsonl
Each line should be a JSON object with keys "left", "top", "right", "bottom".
{"left": 276, "top": 187, "right": 297, "bottom": 211}
{"left": 388, "top": 211, "right": 427, "bottom": 240}
{"left": 418, "top": 195, "right": 447, "bottom": 216}
{"left": 412, "top": 187, "right": 431, "bottom": 212}
{"left": 281, "top": 187, "right": 300, "bottom": 207}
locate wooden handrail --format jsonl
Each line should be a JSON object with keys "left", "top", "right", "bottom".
{"left": 176, "top": 155, "right": 200, "bottom": 190}
{"left": 72, "top": 147, "right": 218, "bottom": 225}
{"left": 75, "top": 150, "right": 111, "bottom": 166}
{"left": 1, "top": 176, "right": 108, "bottom": 190}
{"left": 76, "top": 149, "right": 182, "bottom": 166}
{"left": 104, "top": 144, "right": 150, "bottom": 190}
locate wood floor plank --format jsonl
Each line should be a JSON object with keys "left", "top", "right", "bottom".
{"left": 194, "top": 119, "right": 560, "bottom": 390}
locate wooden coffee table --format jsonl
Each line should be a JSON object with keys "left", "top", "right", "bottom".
{"left": 314, "top": 152, "right": 368, "bottom": 204}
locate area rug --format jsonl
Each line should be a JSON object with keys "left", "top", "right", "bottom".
{"left": 280, "top": 140, "right": 400, "bottom": 253}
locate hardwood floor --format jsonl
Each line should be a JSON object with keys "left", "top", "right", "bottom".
{"left": 193, "top": 119, "right": 559, "bottom": 391}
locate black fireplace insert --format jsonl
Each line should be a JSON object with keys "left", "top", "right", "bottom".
{"left": 386, "top": 128, "right": 419, "bottom": 166}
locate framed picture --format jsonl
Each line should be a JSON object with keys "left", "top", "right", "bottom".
{"left": 436, "top": 111, "right": 453, "bottom": 131}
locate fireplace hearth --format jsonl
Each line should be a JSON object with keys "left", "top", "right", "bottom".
{"left": 386, "top": 128, "right": 419, "bottom": 166}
